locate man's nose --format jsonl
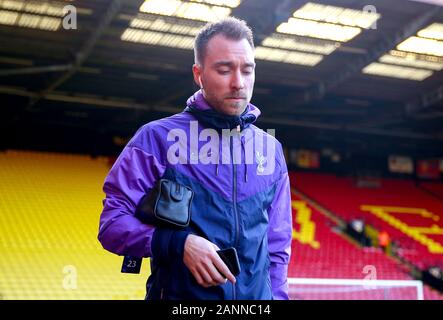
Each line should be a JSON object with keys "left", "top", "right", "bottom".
{"left": 230, "top": 71, "right": 245, "bottom": 90}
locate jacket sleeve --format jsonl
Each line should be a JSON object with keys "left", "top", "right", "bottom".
{"left": 267, "top": 147, "right": 292, "bottom": 300}
{"left": 98, "top": 145, "right": 166, "bottom": 257}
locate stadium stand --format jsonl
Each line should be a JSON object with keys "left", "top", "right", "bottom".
{"left": 1, "top": 150, "right": 442, "bottom": 300}
{"left": 289, "top": 171, "right": 443, "bottom": 299}
{"left": 0, "top": 150, "right": 148, "bottom": 299}
{"left": 290, "top": 194, "right": 409, "bottom": 280}
{"left": 419, "top": 182, "right": 443, "bottom": 201}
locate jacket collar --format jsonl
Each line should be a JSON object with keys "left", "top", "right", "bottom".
{"left": 184, "top": 90, "right": 261, "bottom": 131}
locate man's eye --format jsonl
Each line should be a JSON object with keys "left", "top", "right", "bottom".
{"left": 218, "top": 70, "right": 230, "bottom": 74}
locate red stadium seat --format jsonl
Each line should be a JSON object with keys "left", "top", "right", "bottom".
{"left": 289, "top": 172, "right": 443, "bottom": 300}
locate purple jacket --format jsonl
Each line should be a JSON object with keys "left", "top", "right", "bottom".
{"left": 98, "top": 90, "right": 292, "bottom": 300}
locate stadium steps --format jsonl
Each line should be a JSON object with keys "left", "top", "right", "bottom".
{"left": 0, "top": 150, "right": 149, "bottom": 300}
{"left": 290, "top": 173, "right": 443, "bottom": 299}
{"left": 418, "top": 182, "right": 443, "bottom": 202}
{"left": 289, "top": 191, "right": 425, "bottom": 299}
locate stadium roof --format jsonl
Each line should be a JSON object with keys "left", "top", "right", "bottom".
{"left": 0, "top": 0, "right": 442, "bottom": 157}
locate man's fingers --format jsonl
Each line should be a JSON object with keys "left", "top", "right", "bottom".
{"left": 198, "top": 271, "right": 212, "bottom": 288}
{"left": 191, "top": 269, "right": 205, "bottom": 287}
{"left": 213, "top": 255, "right": 236, "bottom": 284}
{"left": 206, "top": 262, "right": 228, "bottom": 285}
{"left": 183, "top": 235, "right": 235, "bottom": 287}
{"left": 194, "top": 259, "right": 232, "bottom": 287}
{"left": 198, "top": 267, "right": 217, "bottom": 287}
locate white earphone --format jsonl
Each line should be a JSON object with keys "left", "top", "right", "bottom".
{"left": 198, "top": 76, "right": 203, "bottom": 89}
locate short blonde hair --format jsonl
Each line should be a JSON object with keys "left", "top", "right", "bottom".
{"left": 194, "top": 17, "right": 254, "bottom": 65}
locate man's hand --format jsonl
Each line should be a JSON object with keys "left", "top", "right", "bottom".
{"left": 183, "top": 234, "right": 236, "bottom": 288}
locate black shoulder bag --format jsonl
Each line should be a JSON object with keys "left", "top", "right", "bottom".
{"left": 121, "top": 179, "right": 194, "bottom": 274}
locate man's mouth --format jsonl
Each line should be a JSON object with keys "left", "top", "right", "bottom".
{"left": 226, "top": 97, "right": 246, "bottom": 100}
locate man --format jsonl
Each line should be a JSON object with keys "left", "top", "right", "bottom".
{"left": 98, "top": 17, "right": 292, "bottom": 300}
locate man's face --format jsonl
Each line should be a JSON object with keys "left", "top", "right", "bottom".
{"left": 193, "top": 34, "right": 255, "bottom": 116}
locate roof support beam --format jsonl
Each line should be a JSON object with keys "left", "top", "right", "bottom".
{"left": 346, "top": 83, "right": 443, "bottom": 129}
{"left": 406, "top": 83, "right": 443, "bottom": 115}
{"left": 233, "top": 0, "right": 301, "bottom": 45}
{"left": 2, "top": 85, "right": 442, "bottom": 142}
{"left": 297, "top": 6, "right": 441, "bottom": 105}
{"left": 0, "top": 64, "right": 72, "bottom": 77}
{"left": 27, "top": 0, "right": 123, "bottom": 108}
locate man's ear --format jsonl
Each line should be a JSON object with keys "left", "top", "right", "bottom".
{"left": 192, "top": 64, "right": 203, "bottom": 89}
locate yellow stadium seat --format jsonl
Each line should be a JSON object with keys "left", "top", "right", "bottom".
{"left": 0, "top": 150, "right": 149, "bottom": 300}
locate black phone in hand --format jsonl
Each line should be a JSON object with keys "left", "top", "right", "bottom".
{"left": 217, "top": 247, "right": 241, "bottom": 276}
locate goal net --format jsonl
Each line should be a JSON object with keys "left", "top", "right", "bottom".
{"left": 288, "top": 278, "right": 424, "bottom": 300}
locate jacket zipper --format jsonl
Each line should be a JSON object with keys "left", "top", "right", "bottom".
{"left": 266, "top": 252, "right": 273, "bottom": 298}
{"left": 230, "top": 131, "right": 239, "bottom": 300}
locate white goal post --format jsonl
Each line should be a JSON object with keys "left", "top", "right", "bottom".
{"left": 288, "top": 278, "right": 424, "bottom": 300}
